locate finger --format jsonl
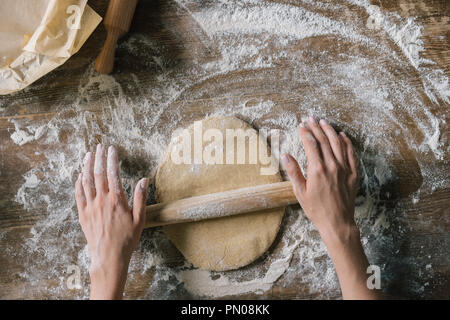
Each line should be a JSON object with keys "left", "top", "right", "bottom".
{"left": 281, "top": 154, "right": 306, "bottom": 195}
{"left": 307, "top": 116, "right": 336, "bottom": 163}
{"left": 132, "top": 178, "right": 149, "bottom": 226}
{"left": 107, "top": 146, "right": 125, "bottom": 197}
{"left": 82, "top": 152, "right": 96, "bottom": 200}
{"left": 319, "top": 119, "right": 345, "bottom": 166}
{"left": 75, "top": 173, "right": 87, "bottom": 212}
{"left": 338, "top": 133, "right": 348, "bottom": 169}
{"left": 94, "top": 144, "right": 108, "bottom": 193}
{"left": 298, "top": 123, "right": 322, "bottom": 166}
{"left": 340, "top": 132, "right": 358, "bottom": 176}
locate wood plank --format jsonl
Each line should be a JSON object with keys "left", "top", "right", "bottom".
{"left": 0, "top": 0, "right": 448, "bottom": 299}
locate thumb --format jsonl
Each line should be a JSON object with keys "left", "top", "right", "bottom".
{"left": 281, "top": 154, "right": 306, "bottom": 197}
{"left": 132, "top": 178, "right": 149, "bottom": 227}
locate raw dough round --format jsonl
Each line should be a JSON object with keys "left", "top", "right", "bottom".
{"left": 155, "top": 117, "right": 284, "bottom": 271}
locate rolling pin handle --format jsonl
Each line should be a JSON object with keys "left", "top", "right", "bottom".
{"left": 95, "top": 30, "right": 120, "bottom": 74}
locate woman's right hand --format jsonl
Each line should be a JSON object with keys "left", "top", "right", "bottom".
{"left": 281, "top": 116, "right": 359, "bottom": 243}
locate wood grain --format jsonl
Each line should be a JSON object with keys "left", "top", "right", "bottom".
{"left": 0, "top": 0, "right": 449, "bottom": 299}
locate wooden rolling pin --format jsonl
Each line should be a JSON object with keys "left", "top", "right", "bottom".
{"left": 95, "top": 0, "right": 139, "bottom": 74}
{"left": 145, "top": 181, "right": 297, "bottom": 228}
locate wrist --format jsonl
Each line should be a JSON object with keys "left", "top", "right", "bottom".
{"left": 317, "top": 221, "right": 376, "bottom": 299}
{"left": 318, "top": 221, "right": 361, "bottom": 251}
{"left": 318, "top": 221, "right": 368, "bottom": 276}
{"left": 89, "top": 257, "right": 130, "bottom": 300}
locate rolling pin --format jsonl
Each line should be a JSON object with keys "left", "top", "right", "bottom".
{"left": 95, "top": 0, "right": 139, "bottom": 74}
{"left": 145, "top": 181, "right": 297, "bottom": 228}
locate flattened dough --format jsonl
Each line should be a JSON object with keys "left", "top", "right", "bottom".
{"left": 155, "top": 117, "right": 284, "bottom": 271}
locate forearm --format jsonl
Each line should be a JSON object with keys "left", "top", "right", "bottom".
{"left": 89, "top": 259, "right": 130, "bottom": 300}
{"left": 320, "top": 223, "right": 382, "bottom": 300}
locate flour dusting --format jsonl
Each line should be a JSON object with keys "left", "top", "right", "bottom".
{"left": 4, "top": 0, "right": 449, "bottom": 299}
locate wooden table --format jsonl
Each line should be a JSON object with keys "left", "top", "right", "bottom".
{"left": 0, "top": 0, "right": 449, "bottom": 299}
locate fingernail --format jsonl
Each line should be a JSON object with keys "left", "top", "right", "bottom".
{"left": 107, "top": 146, "right": 116, "bottom": 171}
{"left": 299, "top": 122, "right": 305, "bottom": 128}
{"left": 78, "top": 173, "right": 82, "bottom": 181}
{"left": 281, "top": 154, "right": 290, "bottom": 166}
{"left": 140, "top": 178, "right": 148, "bottom": 191}
{"left": 340, "top": 131, "right": 346, "bottom": 137}
{"left": 319, "top": 119, "right": 327, "bottom": 126}
{"left": 308, "top": 116, "right": 316, "bottom": 124}
{"left": 94, "top": 145, "right": 104, "bottom": 175}
{"left": 83, "top": 152, "right": 92, "bottom": 164}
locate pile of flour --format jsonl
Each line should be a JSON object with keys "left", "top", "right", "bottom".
{"left": 5, "top": 0, "right": 448, "bottom": 298}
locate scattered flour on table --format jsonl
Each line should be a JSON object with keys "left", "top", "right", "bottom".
{"left": 9, "top": 120, "right": 47, "bottom": 146}
{"left": 5, "top": 0, "right": 449, "bottom": 299}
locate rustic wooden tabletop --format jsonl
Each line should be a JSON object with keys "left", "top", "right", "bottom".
{"left": 0, "top": 0, "right": 449, "bottom": 299}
